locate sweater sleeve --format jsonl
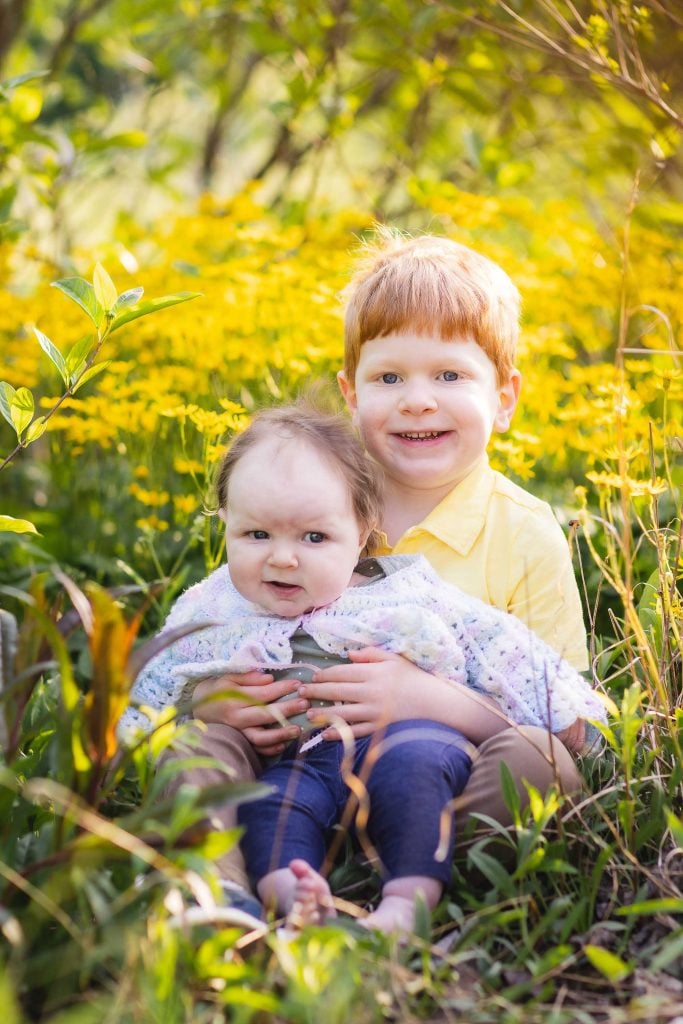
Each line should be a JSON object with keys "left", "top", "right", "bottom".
{"left": 116, "top": 568, "right": 231, "bottom": 741}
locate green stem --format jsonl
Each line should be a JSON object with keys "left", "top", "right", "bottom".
{"left": 0, "top": 326, "right": 109, "bottom": 473}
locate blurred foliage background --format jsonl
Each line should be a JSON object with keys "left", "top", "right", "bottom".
{"left": 2, "top": 0, "right": 682, "bottom": 251}
{"left": 2, "top": 0, "right": 681, "bottom": 594}
{"left": 1, "top": 3, "right": 682, "bottom": 1022}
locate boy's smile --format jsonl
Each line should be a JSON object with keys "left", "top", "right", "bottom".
{"left": 339, "top": 331, "right": 520, "bottom": 503}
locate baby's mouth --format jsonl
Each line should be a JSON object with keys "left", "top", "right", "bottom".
{"left": 266, "top": 581, "right": 301, "bottom": 592}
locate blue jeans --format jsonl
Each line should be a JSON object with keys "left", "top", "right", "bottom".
{"left": 238, "top": 719, "right": 472, "bottom": 886}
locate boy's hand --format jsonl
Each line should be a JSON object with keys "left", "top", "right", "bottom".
{"left": 298, "top": 648, "right": 441, "bottom": 739}
{"left": 192, "top": 672, "right": 310, "bottom": 756}
{"left": 555, "top": 717, "right": 586, "bottom": 754}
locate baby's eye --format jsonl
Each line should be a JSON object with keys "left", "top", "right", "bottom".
{"left": 249, "top": 530, "right": 269, "bottom": 540}
{"left": 439, "top": 370, "right": 460, "bottom": 382}
{"left": 304, "top": 531, "right": 326, "bottom": 543}
{"left": 379, "top": 372, "right": 400, "bottom": 384}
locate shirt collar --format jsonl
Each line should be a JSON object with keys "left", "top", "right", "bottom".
{"left": 377, "top": 456, "right": 495, "bottom": 557}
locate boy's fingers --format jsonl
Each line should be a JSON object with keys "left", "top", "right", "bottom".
{"left": 347, "top": 647, "right": 399, "bottom": 663}
{"left": 244, "top": 697, "right": 308, "bottom": 725}
{"left": 246, "top": 724, "right": 300, "bottom": 752}
{"left": 309, "top": 664, "right": 373, "bottom": 685}
{"left": 307, "top": 703, "right": 376, "bottom": 725}
{"left": 233, "top": 670, "right": 276, "bottom": 685}
{"left": 322, "top": 722, "right": 374, "bottom": 741}
{"left": 253, "top": 679, "right": 304, "bottom": 702}
{"left": 300, "top": 681, "right": 366, "bottom": 703}
{"left": 213, "top": 679, "right": 300, "bottom": 705}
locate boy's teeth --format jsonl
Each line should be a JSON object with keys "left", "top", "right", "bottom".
{"left": 401, "top": 431, "right": 441, "bottom": 439}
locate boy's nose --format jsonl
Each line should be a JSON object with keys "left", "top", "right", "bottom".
{"left": 398, "top": 382, "right": 438, "bottom": 414}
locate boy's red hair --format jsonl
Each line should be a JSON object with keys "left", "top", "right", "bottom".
{"left": 343, "top": 231, "right": 520, "bottom": 385}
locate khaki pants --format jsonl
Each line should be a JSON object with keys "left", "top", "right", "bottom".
{"left": 162, "top": 722, "right": 582, "bottom": 890}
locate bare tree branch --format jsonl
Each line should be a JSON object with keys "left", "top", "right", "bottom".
{"left": 0, "top": 0, "right": 29, "bottom": 73}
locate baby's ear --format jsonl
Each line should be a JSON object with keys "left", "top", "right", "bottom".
{"left": 218, "top": 507, "right": 228, "bottom": 524}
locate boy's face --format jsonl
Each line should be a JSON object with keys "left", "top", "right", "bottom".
{"left": 224, "top": 437, "right": 368, "bottom": 618}
{"left": 339, "top": 331, "right": 520, "bottom": 499}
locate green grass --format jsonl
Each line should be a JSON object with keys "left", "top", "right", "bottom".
{"left": 1, "top": 436, "right": 681, "bottom": 1023}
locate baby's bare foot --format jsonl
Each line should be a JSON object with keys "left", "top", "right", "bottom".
{"left": 361, "top": 894, "right": 420, "bottom": 935}
{"left": 287, "top": 859, "right": 337, "bottom": 928}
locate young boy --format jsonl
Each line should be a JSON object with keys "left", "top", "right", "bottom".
{"left": 160, "top": 232, "right": 592, "bottom": 908}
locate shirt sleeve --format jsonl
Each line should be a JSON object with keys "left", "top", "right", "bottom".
{"left": 505, "top": 508, "right": 589, "bottom": 673}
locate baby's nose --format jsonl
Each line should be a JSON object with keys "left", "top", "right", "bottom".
{"left": 268, "top": 542, "right": 298, "bottom": 567}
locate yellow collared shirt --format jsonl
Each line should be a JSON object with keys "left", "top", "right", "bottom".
{"left": 373, "top": 457, "right": 589, "bottom": 671}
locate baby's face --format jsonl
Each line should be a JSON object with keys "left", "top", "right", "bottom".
{"left": 224, "top": 436, "right": 367, "bottom": 618}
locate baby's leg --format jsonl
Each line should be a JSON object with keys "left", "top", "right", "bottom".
{"left": 355, "top": 720, "right": 472, "bottom": 934}
{"left": 238, "top": 743, "right": 347, "bottom": 925}
{"left": 258, "top": 859, "right": 337, "bottom": 926}
{"left": 363, "top": 876, "right": 442, "bottom": 934}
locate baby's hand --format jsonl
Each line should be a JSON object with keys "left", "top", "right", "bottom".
{"left": 192, "top": 671, "right": 310, "bottom": 755}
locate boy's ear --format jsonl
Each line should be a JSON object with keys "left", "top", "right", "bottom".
{"left": 493, "top": 369, "right": 522, "bottom": 433}
{"left": 337, "top": 370, "right": 358, "bottom": 418}
{"left": 358, "top": 524, "right": 373, "bottom": 556}
{"left": 218, "top": 507, "right": 228, "bottom": 524}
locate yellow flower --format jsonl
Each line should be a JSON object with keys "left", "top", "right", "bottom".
{"left": 173, "top": 494, "right": 198, "bottom": 517}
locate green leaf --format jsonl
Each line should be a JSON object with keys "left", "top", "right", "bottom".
{"left": 25, "top": 418, "right": 47, "bottom": 443}
{"left": 112, "top": 287, "right": 143, "bottom": 314}
{"left": 52, "top": 277, "right": 102, "bottom": 326}
{"left": 10, "top": 387, "right": 34, "bottom": 438}
{"left": 584, "top": 945, "right": 632, "bottom": 982}
{"left": 0, "top": 515, "right": 39, "bottom": 535}
{"left": 499, "top": 760, "right": 521, "bottom": 825}
{"left": 65, "top": 334, "right": 95, "bottom": 379}
{"left": 0, "top": 70, "right": 49, "bottom": 92}
{"left": 615, "top": 897, "right": 683, "bottom": 916}
{"left": 93, "top": 263, "right": 118, "bottom": 312}
{"left": 34, "top": 327, "right": 68, "bottom": 385}
{"left": 0, "top": 381, "right": 16, "bottom": 427}
{"left": 71, "top": 361, "right": 111, "bottom": 394}
{"left": 666, "top": 808, "right": 683, "bottom": 848}
{"left": 109, "top": 292, "right": 201, "bottom": 333}
{"left": 649, "top": 931, "right": 683, "bottom": 973}
{"left": 467, "top": 846, "right": 514, "bottom": 894}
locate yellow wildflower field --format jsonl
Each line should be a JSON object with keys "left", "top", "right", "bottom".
{"left": 1, "top": 189, "right": 680, "bottom": 574}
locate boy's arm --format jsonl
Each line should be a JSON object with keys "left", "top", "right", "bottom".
{"left": 506, "top": 512, "right": 588, "bottom": 672}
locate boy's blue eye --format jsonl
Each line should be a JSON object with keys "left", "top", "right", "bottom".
{"left": 440, "top": 370, "right": 460, "bottom": 382}
{"left": 305, "top": 532, "right": 326, "bottom": 543}
{"left": 250, "top": 530, "right": 269, "bottom": 540}
{"left": 380, "top": 372, "right": 400, "bottom": 384}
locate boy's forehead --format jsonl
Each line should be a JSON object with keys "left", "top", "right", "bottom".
{"left": 360, "top": 331, "right": 486, "bottom": 361}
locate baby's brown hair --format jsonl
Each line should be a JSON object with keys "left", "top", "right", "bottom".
{"left": 216, "top": 399, "right": 383, "bottom": 554}
{"left": 343, "top": 230, "right": 520, "bottom": 385}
